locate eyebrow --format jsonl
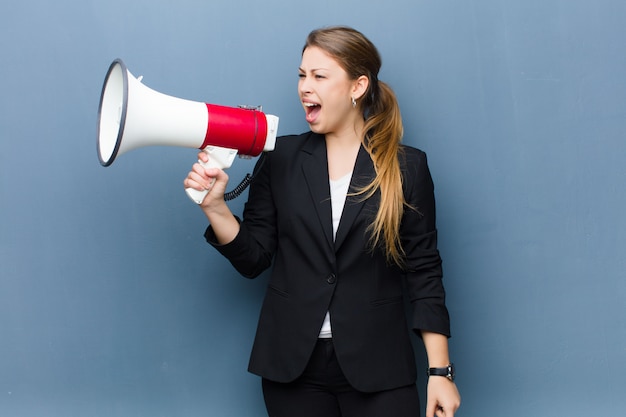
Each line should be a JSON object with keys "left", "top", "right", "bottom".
{"left": 298, "top": 67, "right": 328, "bottom": 72}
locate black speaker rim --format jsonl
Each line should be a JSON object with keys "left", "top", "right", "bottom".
{"left": 97, "top": 58, "right": 128, "bottom": 167}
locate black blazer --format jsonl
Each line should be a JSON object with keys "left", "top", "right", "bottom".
{"left": 206, "top": 131, "right": 450, "bottom": 392}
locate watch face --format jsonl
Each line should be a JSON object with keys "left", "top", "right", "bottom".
{"left": 447, "top": 364, "right": 455, "bottom": 381}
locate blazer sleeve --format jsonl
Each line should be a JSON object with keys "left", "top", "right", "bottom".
{"left": 400, "top": 148, "right": 451, "bottom": 337}
{"left": 204, "top": 151, "right": 278, "bottom": 278}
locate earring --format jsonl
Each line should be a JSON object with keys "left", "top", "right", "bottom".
{"left": 351, "top": 96, "right": 357, "bottom": 108}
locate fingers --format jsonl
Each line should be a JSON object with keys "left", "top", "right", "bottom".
{"left": 427, "top": 403, "right": 455, "bottom": 417}
{"left": 438, "top": 405, "right": 450, "bottom": 417}
{"left": 198, "top": 150, "right": 209, "bottom": 163}
{"left": 425, "top": 404, "right": 434, "bottom": 417}
{"left": 435, "top": 400, "right": 460, "bottom": 417}
{"left": 184, "top": 163, "right": 212, "bottom": 191}
{"left": 426, "top": 396, "right": 443, "bottom": 417}
{"left": 184, "top": 162, "right": 229, "bottom": 194}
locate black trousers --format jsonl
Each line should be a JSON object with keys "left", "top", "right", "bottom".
{"left": 262, "top": 338, "right": 421, "bottom": 417}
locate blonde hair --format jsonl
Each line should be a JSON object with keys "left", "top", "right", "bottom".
{"left": 304, "top": 26, "right": 407, "bottom": 267}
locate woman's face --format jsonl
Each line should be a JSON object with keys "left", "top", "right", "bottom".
{"left": 299, "top": 46, "right": 359, "bottom": 136}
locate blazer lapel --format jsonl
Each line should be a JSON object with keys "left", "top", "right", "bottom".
{"left": 334, "top": 145, "right": 375, "bottom": 251}
{"left": 301, "top": 133, "right": 335, "bottom": 250}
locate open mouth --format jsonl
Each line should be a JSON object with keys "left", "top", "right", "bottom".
{"left": 304, "top": 102, "right": 321, "bottom": 123}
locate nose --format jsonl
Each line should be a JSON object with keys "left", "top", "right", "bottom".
{"left": 299, "top": 75, "right": 311, "bottom": 95}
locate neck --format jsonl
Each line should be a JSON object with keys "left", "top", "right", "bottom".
{"left": 325, "top": 120, "right": 363, "bottom": 180}
{"left": 325, "top": 117, "right": 365, "bottom": 150}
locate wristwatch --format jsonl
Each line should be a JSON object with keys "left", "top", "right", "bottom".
{"left": 427, "top": 363, "right": 455, "bottom": 382}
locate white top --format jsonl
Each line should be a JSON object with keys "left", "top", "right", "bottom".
{"left": 318, "top": 171, "right": 352, "bottom": 339}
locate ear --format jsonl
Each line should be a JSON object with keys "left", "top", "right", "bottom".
{"left": 351, "top": 75, "right": 370, "bottom": 101}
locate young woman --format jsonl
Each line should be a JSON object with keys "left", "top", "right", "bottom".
{"left": 184, "top": 26, "right": 461, "bottom": 417}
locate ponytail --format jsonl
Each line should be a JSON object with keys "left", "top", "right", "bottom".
{"left": 357, "top": 80, "right": 407, "bottom": 267}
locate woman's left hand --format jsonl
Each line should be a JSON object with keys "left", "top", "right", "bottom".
{"left": 426, "top": 376, "right": 461, "bottom": 417}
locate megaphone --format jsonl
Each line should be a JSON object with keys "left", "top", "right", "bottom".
{"left": 97, "top": 58, "right": 279, "bottom": 203}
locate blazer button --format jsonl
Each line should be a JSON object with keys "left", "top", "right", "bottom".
{"left": 326, "top": 273, "right": 336, "bottom": 284}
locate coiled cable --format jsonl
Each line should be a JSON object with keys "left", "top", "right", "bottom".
{"left": 223, "top": 153, "right": 267, "bottom": 201}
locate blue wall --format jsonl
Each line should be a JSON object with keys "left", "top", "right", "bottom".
{"left": 1, "top": 0, "right": 624, "bottom": 415}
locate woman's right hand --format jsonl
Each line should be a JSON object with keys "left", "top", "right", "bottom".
{"left": 184, "top": 151, "right": 231, "bottom": 210}
{"left": 184, "top": 151, "right": 240, "bottom": 244}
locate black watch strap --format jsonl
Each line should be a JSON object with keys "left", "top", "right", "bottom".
{"left": 427, "top": 363, "right": 455, "bottom": 381}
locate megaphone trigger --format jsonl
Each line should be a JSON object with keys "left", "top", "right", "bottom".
{"left": 185, "top": 146, "right": 238, "bottom": 204}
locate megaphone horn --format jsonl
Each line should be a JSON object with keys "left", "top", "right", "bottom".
{"left": 96, "top": 59, "right": 279, "bottom": 203}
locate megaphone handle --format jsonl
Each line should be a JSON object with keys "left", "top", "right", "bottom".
{"left": 186, "top": 146, "right": 238, "bottom": 204}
